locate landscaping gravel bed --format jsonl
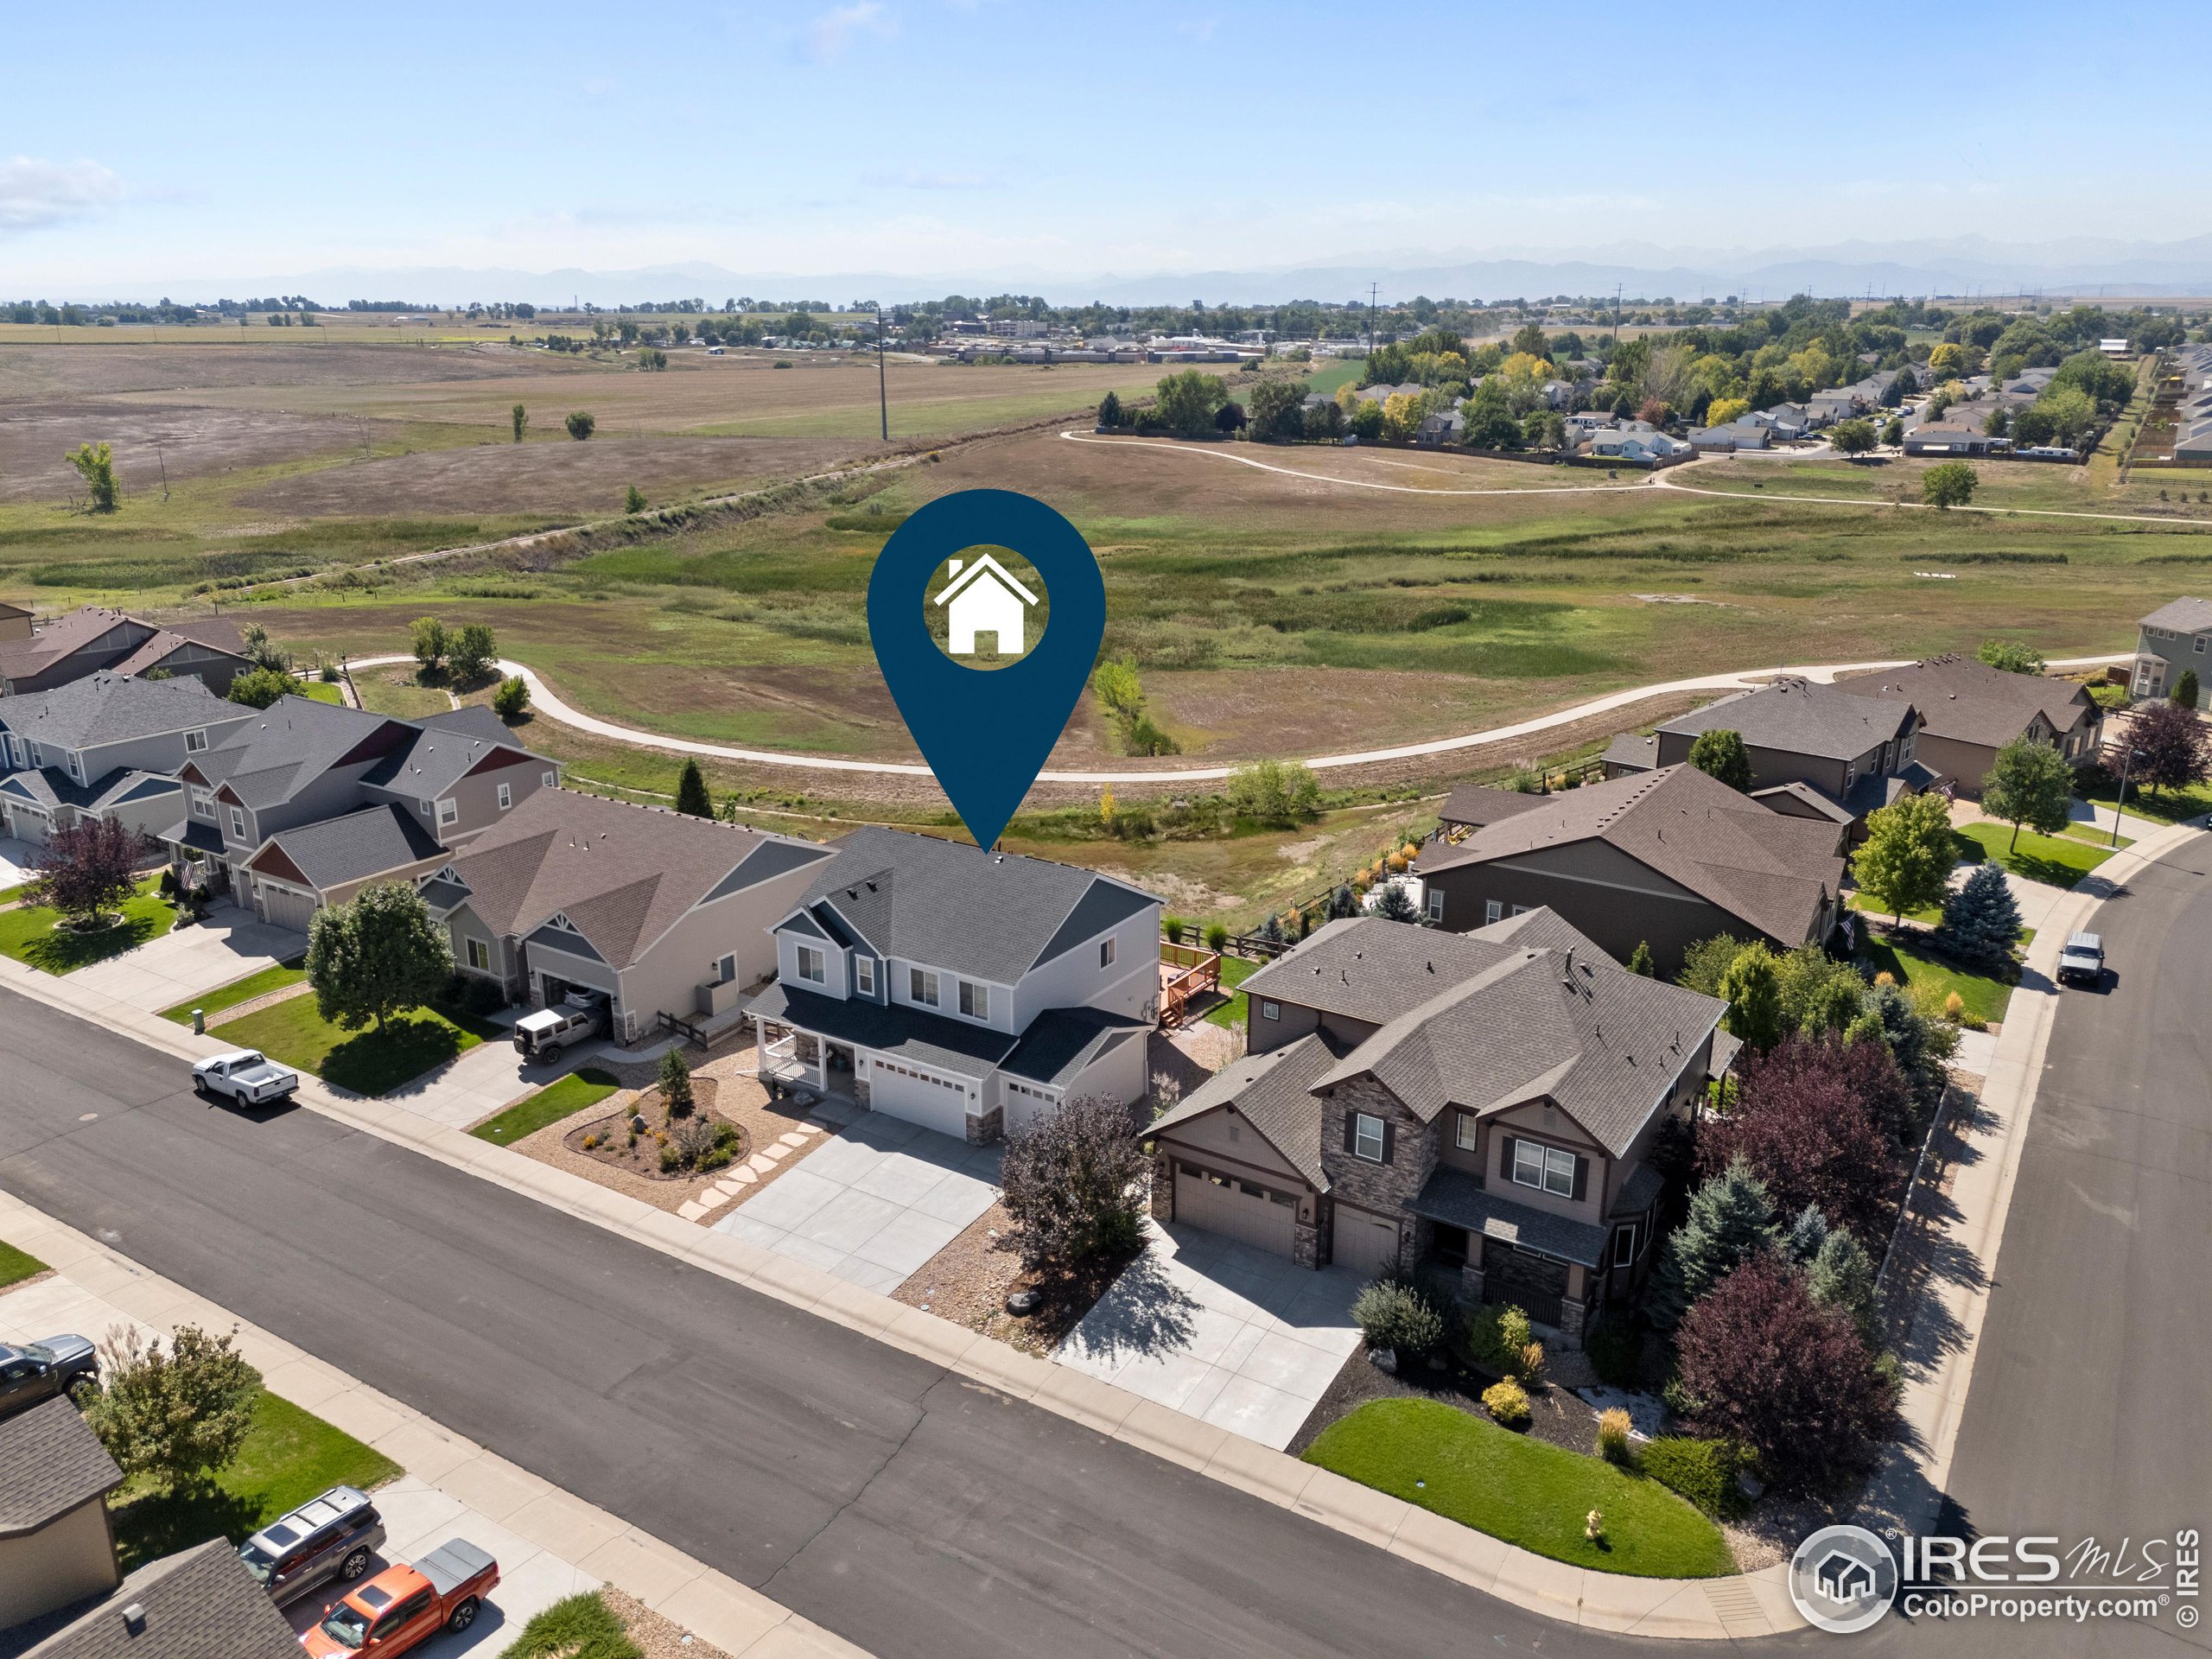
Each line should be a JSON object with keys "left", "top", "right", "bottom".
{"left": 893, "top": 1198, "right": 1141, "bottom": 1357}
{"left": 1289, "top": 1344, "right": 1605, "bottom": 1459}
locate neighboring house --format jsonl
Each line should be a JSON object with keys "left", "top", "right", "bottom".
{"left": 1415, "top": 408, "right": 1465, "bottom": 446}
{"left": 1437, "top": 783, "right": 1551, "bottom": 836}
{"left": 936, "top": 554, "right": 1038, "bottom": 658}
{"left": 243, "top": 803, "right": 451, "bottom": 931}
{"left": 746, "top": 826, "right": 1160, "bottom": 1143}
{"left": 1147, "top": 908, "right": 1730, "bottom": 1344}
{"left": 156, "top": 699, "right": 556, "bottom": 928}
{"left": 0, "top": 607, "right": 248, "bottom": 697}
{"left": 1564, "top": 410, "right": 1614, "bottom": 442}
{"left": 424, "top": 787, "right": 835, "bottom": 1044}
{"left": 1687, "top": 418, "right": 1769, "bottom": 454}
{"left": 2128, "top": 596, "right": 2212, "bottom": 698}
{"left": 1751, "top": 404, "right": 1810, "bottom": 440}
{"left": 1603, "top": 675, "right": 1937, "bottom": 833}
{"left": 1588, "top": 423, "right": 1688, "bottom": 462}
{"left": 0, "top": 672, "right": 257, "bottom": 847}
{"left": 1414, "top": 762, "right": 1849, "bottom": 975}
{"left": 18, "top": 1537, "right": 301, "bottom": 1659}
{"left": 1807, "top": 389, "right": 1865, "bottom": 425}
{"left": 0, "top": 1398, "right": 124, "bottom": 1634}
{"left": 1860, "top": 655, "right": 2104, "bottom": 793}
{"left": 1903, "top": 423, "right": 2007, "bottom": 457}
{"left": 0, "top": 601, "right": 31, "bottom": 642}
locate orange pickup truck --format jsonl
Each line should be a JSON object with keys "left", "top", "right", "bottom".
{"left": 301, "top": 1538, "right": 497, "bottom": 1655}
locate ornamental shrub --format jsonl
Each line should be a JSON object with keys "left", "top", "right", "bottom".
{"left": 1597, "top": 1408, "right": 1633, "bottom": 1465}
{"left": 1481, "top": 1376, "right": 1531, "bottom": 1427}
{"left": 1351, "top": 1278, "right": 1446, "bottom": 1360}
{"left": 1637, "top": 1436, "right": 1747, "bottom": 1518}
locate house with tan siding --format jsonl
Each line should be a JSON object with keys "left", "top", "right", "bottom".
{"left": 1147, "top": 909, "right": 1730, "bottom": 1344}
{"left": 0, "top": 606, "right": 248, "bottom": 698}
{"left": 1859, "top": 654, "right": 2103, "bottom": 795}
{"left": 0, "top": 1398, "right": 124, "bottom": 1634}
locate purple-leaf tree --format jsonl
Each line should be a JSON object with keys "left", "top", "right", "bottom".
{"left": 2126, "top": 699, "right": 2209, "bottom": 800}
{"left": 24, "top": 817, "right": 141, "bottom": 927}
{"left": 1697, "top": 1035, "right": 1903, "bottom": 1243}
{"left": 998, "top": 1094, "right": 1148, "bottom": 1268}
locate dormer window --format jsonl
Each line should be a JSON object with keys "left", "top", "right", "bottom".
{"left": 796, "top": 944, "right": 825, "bottom": 984}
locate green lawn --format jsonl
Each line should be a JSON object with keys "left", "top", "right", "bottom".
{"left": 111, "top": 1392, "right": 401, "bottom": 1572}
{"left": 0, "top": 882, "right": 25, "bottom": 906}
{"left": 2083, "top": 779, "right": 2212, "bottom": 828}
{"left": 160, "top": 958, "right": 308, "bottom": 1025}
{"left": 1955, "top": 821, "right": 2116, "bottom": 888}
{"left": 1859, "top": 934, "right": 2013, "bottom": 1026}
{"left": 217, "top": 995, "right": 500, "bottom": 1096}
{"left": 298, "top": 679, "right": 345, "bottom": 703}
{"left": 471, "top": 1068, "right": 619, "bottom": 1143}
{"left": 0, "top": 1239, "right": 51, "bottom": 1288}
{"left": 1847, "top": 890, "right": 1942, "bottom": 925}
{"left": 1204, "top": 954, "right": 1262, "bottom": 1029}
{"left": 2060, "top": 821, "right": 2133, "bottom": 849}
{"left": 0, "top": 876, "right": 178, "bottom": 974}
{"left": 1303, "top": 1398, "right": 1733, "bottom": 1578}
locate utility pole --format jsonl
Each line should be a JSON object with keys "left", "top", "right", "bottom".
{"left": 1368, "top": 283, "right": 1378, "bottom": 358}
{"left": 1613, "top": 283, "right": 1623, "bottom": 346}
{"left": 2111, "top": 746, "right": 2148, "bottom": 846}
{"left": 877, "top": 304, "right": 889, "bottom": 441}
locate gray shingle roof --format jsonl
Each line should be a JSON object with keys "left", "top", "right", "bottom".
{"left": 0, "top": 671, "right": 235, "bottom": 751}
{"left": 1150, "top": 1033, "right": 1337, "bottom": 1190}
{"left": 0, "top": 1397, "right": 122, "bottom": 1537}
{"left": 1239, "top": 916, "right": 1511, "bottom": 1028}
{"left": 1659, "top": 677, "right": 1916, "bottom": 763}
{"left": 184, "top": 696, "right": 406, "bottom": 808}
{"left": 1312, "top": 942, "right": 1723, "bottom": 1156}
{"left": 1408, "top": 1166, "right": 1610, "bottom": 1268}
{"left": 788, "top": 826, "right": 1159, "bottom": 985}
{"left": 22, "top": 1538, "right": 301, "bottom": 1659}
{"left": 442, "top": 789, "right": 833, "bottom": 968}
{"left": 1860, "top": 656, "right": 2099, "bottom": 750}
{"left": 1602, "top": 732, "right": 1660, "bottom": 772}
{"left": 361, "top": 709, "right": 541, "bottom": 800}
{"left": 1415, "top": 764, "right": 1847, "bottom": 949}
{"left": 2, "top": 766, "right": 181, "bottom": 814}
{"left": 745, "top": 980, "right": 1017, "bottom": 1079}
{"left": 256, "top": 802, "right": 445, "bottom": 891}
{"left": 1001, "top": 1007, "right": 1149, "bottom": 1089}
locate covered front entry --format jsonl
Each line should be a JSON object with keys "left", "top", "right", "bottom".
{"left": 256, "top": 881, "right": 319, "bottom": 934}
{"left": 1481, "top": 1237, "right": 1570, "bottom": 1327}
{"left": 865, "top": 1056, "right": 971, "bottom": 1138}
{"left": 1335, "top": 1206, "right": 1404, "bottom": 1278}
{"left": 1171, "top": 1160, "right": 1299, "bottom": 1257}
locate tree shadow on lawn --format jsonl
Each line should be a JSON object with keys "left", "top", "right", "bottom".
{"left": 110, "top": 1483, "right": 265, "bottom": 1573}
{"left": 320, "top": 1014, "right": 472, "bottom": 1097}
{"left": 14, "top": 905, "right": 169, "bottom": 974}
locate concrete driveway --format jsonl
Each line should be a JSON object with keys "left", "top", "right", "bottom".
{"left": 1055, "top": 1221, "right": 1365, "bottom": 1450}
{"left": 711, "top": 1103, "right": 999, "bottom": 1294}
{"left": 68, "top": 901, "right": 304, "bottom": 1014}
{"left": 0, "top": 836, "right": 40, "bottom": 890}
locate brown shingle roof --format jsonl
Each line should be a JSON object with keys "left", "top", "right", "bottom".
{"left": 0, "top": 1397, "right": 122, "bottom": 1537}
{"left": 1149, "top": 1033, "right": 1338, "bottom": 1189}
{"left": 1438, "top": 783, "right": 1551, "bottom": 830}
{"left": 1862, "top": 656, "right": 2097, "bottom": 750}
{"left": 443, "top": 789, "right": 831, "bottom": 967}
{"left": 22, "top": 1539, "right": 300, "bottom": 1659}
{"left": 0, "top": 607, "right": 143, "bottom": 679}
{"left": 1659, "top": 676, "right": 1916, "bottom": 763}
{"left": 1414, "top": 764, "right": 1846, "bottom": 947}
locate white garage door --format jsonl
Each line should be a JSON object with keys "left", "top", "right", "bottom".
{"left": 1001, "top": 1080, "right": 1058, "bottom": 1135}
{"left": 258, "top": 883, "right": 319, "bottom": 934}
{"left": 868, "top": 1058, "right": 972, "bottom": 1139}
{"left": 1173, "top": 1164, "right": 1300, "bottom": 1258}
{"left": 1338, "top": 1208, "right": 1404, "bottom": 1278}
{"left": 6, "top": 807, "right": 49, "bottom": 846}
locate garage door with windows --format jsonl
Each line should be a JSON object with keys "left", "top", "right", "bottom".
{"left": 257, "top": 882, "right": 318, "bottom": 933}
{"left": 1172, "top": 1161, "right": 1300, "bottom": 1257}
{"left": 868, "top": 1058, "right": 972, "bottom": 1139}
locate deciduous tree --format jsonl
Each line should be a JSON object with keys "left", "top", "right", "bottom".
{"left": 491, "top": 675, "right": 530, "bottom": 722}
{"left": 2129, "top": 698, "right": 2210, "bottom": 798}
{"left": 1922, "top": 461, "right": 1979, "bottom": 508}
{"left": 1699, "top": 1035, "right": 1900, "bottom": 1242}
{"left": 511, "top": 404, "right": 528, "bottom": 442}
{"left": 448, "top": 623, "right": 497, "bottom": 683}
{"left": 1828, "top": 418, "right": 1877, "bottom": 456}
{"left": 1718, "top": 941, "right": 1784, "bottom": 1051}
{"left": 999, "top": 1094, "right": 1148, "bottom": 1268}
{"left": 1153, "top": 369, "right": 1230, "bottom": 438}
{"left": 1852, "top": 791, "right": 1956, "bottom": 922}
{"left": 565, "top": 410, "right": 596, "bottom": 441}
{"left": 410, "top": 615, "right": 448, "bottom": 674}
{"left": 86, "top": 1324, "right": 263, "bottom": 1495}
{"left": 1687, "top": 728, "right": 1753, "bottom": 791}
{"left": 226, "top": 665, "right": 301, "bottom": 709}
{"left": 66, "top": 442, "right": 119, "bottom": 512}
{"left": 306, "top": 881, "right": 453, "bottom": 1033}
{"left": 1975, "top": 638, "right": 2045, "bottom": 675}
{"left": 25, "top": 817, "right": 139, "bottom": 927}
{"left": 1980, "top": 735, "right": 2073, "bottom": 851}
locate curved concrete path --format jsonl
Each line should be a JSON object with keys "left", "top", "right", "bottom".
{"left": 346, "top": 651, "right": 2129, "bottom": 786}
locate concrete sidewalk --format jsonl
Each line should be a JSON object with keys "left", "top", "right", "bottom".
{"left": 0, "top": 1187, "right": 867, "bottom": 1659}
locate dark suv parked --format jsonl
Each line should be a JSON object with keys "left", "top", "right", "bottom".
{"left": 238, "top": 1484, "right": 387, "bottom": 1605}
{"left": 0, "top": 1335, "right": 99, "bottom": 1422}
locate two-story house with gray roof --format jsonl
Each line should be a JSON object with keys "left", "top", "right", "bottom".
{"left": 1600, "top": 674, "right": 1938, "bottom": 836}
{"left": 745, "top": 826, "right": 1162, "bottom": 1143}
{"left": 157, "top": 697, "right": 556, "bottom": 932}
{"left": 422, "top": 786, "right": 836, "bottom": 1045}
{"left": 1147, "top": 908, "right": 1730, "bottom": 1343}
{"left": 2129, "top": 596, "right": 2212, "bottom": 699}
{"left": 0, "top": 672, "right": 257, "bottom": 847}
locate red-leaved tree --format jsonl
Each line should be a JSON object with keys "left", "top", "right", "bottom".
{"left": 1697, "top": 1035, "right": 1901, "bottom": 1243}
{"left": 25, "top": 817, "right": 142, "bottom": 926}
{"left": 2126, "top": 699, "right": 2210, "bottom": 800}
{"left": 1674, "top": 1255, "right": 1895, "bottom": 1494}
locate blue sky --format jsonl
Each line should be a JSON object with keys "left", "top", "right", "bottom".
{"left": 4, "top": 0, "right": 2206, "bottom": 295}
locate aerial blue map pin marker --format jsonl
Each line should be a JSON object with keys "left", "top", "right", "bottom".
{"left": 867, "top": 488, "right": 1105, "bottom": 849}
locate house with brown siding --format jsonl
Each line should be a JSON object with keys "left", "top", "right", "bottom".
{"left": 0, "top": 607, "right": 248, "bottom": 697}
{"left": 1414, "top": 762, "right": 1848, "bottom": 976}
{"left": 424, "top": 788, "right": 836, "bottom": 1045}
{"left": 1147, "top": 909, "right": 1729, "bottom": 1344}
{"left": 1859, "top": 655, "right": 2103, "bottom": 795}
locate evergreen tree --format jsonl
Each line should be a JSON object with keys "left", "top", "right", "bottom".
{"left": 1626, "top": 939, "right": 1656, "bottom": 976}
{"left": 675, "top": 759, "right": 714, "bottom": 818}
{"left": 1783, "top": 1202, "right": 1831, "bottom": 1266}
{"left": 1372, "top": 882, "right": 1420, "bottom": 924}
{"left": 1806, "top": 1227, "right": 1880, "bottom": 1340}
{"left": 1939, "top": 861, "right": 2024, "bottom": 971}
{"left": 1330, "top": 883, "right": 1357, "bottom": 919}
{"left": 1647, "top": 1156, "right": 1779, "bottom": 1328}
{"left": 2177, "top": 668, "right": 2202, "bottom": 711}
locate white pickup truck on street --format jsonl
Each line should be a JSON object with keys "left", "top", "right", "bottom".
{"left": 193, "top": 1049, "right": 301, "bottom": 1105}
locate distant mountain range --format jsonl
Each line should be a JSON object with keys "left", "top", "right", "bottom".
{"left": 102, "top": 235, "right": 2212, "bottom": 309}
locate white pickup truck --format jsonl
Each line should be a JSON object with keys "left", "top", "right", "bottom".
{"left": 193, "top": 1049, "right": 301, "bottom": 1105}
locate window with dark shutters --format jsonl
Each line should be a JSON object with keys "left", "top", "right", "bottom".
{"left": 1380, "top": 1122, "right": 1394, "bottom": 1165}
{"left": 1498, "top": 1134, "right": 1515, "bottom": 1179}
{"left": 1572, "top": 1155, "right": 1588, "bottom": 1203}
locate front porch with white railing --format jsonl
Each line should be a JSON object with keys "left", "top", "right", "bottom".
{"left": 754, "top": 1018, "right": 861, "bottom": 1102}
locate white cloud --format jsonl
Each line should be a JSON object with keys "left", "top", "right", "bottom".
{"left": 0, "top": 156, "right": 124, "bottom": 233}
{"left": 807, "top": 3, "right": 893, "bottom": 60}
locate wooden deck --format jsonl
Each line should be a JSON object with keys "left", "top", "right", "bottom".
{"left": 1157, "top": 939, "right": 1222, "bottom": 1029}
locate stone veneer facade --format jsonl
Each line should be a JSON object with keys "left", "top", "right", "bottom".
{"left": 1315, "top": 1075, "right": 1440, "bottom": 1269}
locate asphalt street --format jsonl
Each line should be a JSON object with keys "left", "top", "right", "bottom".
{"left": 0, "top": 988, "right": 1755, "bottom": 1659}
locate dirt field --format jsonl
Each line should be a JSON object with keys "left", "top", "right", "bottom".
{"left": 0, "top": 340, "right": 588, "bottom": 398}
{"left": 0, "top": 399, "right": 373, "bottom": 503}
{"left": 235, "top": 432, "right": 884, "bottom": 517}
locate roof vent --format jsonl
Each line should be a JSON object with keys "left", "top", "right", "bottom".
{"left": 121, "top": 1604, "right": 147, "bottom": 1636}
